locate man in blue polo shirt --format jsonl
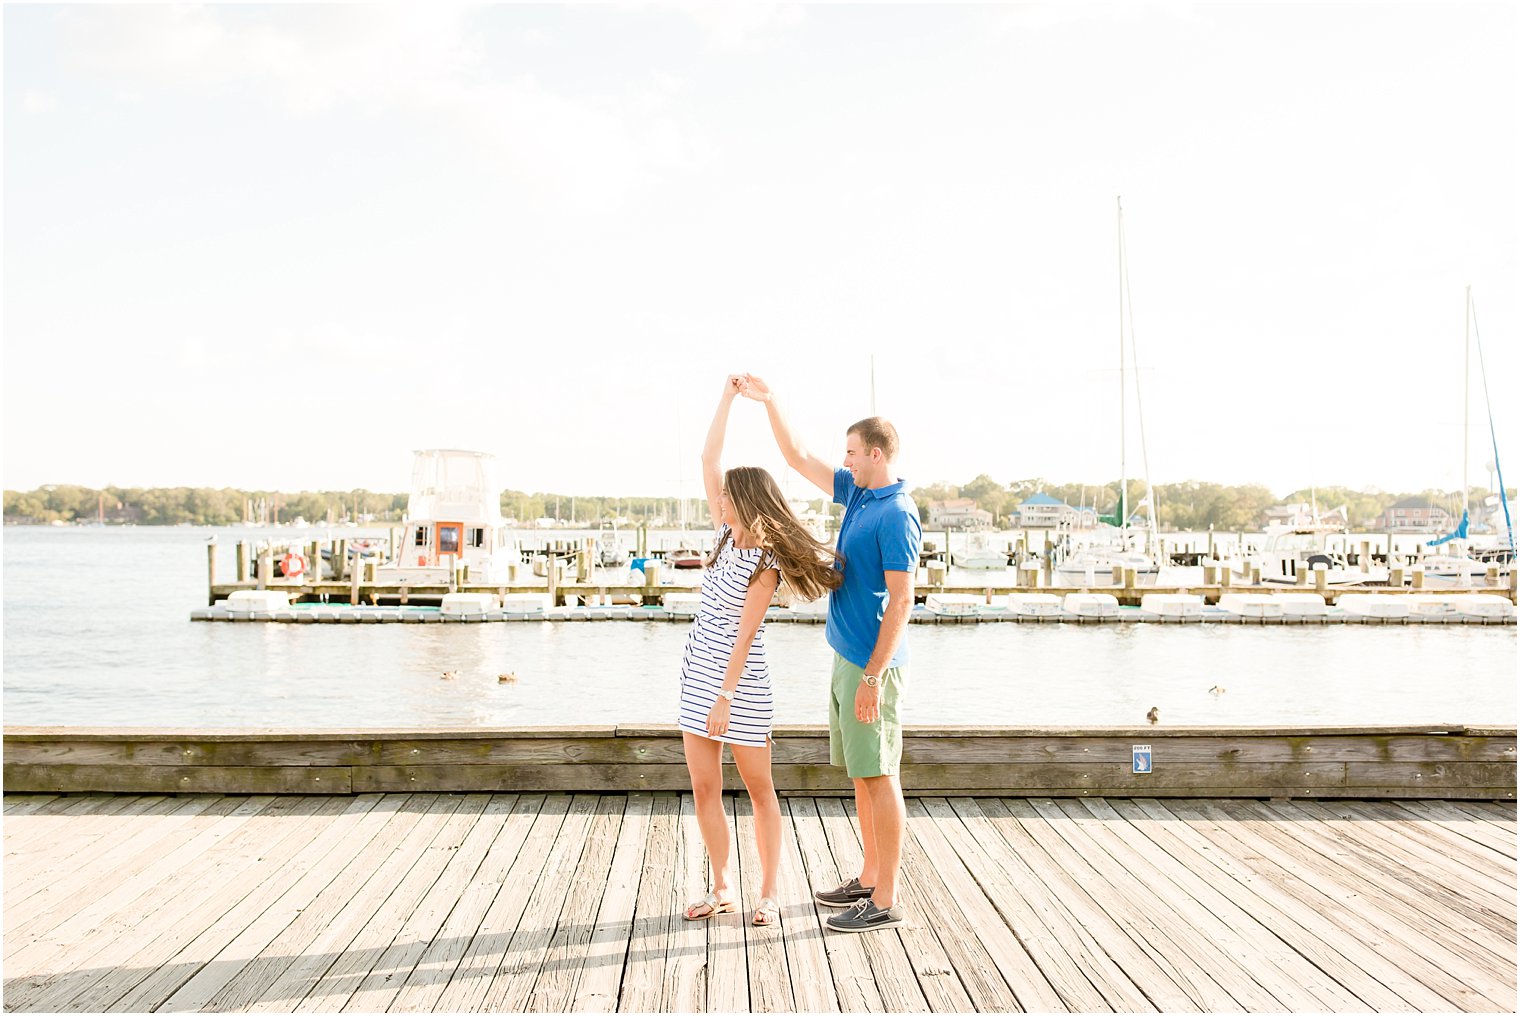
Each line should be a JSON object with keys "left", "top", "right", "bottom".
{"left": 740, "top": 374, "right": 922, "bottom": 934}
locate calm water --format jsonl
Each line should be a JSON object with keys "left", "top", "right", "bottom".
{"left": 2, "top": 526, "right": 1514, "bottom": 729}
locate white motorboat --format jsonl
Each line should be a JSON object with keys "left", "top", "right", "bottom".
{"left": 1252, "top": 526, "right": 1388, "bottom": 586}
{"left": 596, "top": 522, "right": 629, "bottom": 567}
{"left": 375, "top": 449, "right": 521, "bottom": 584}
{"left": 953, "top": 533, "right": 1008, "bottom": 570}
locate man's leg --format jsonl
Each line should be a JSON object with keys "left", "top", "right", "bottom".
{"left": 852, "top": 778, "right": 878, "bottom": 886}
{"left": 858, "top": 774, "right": 904, "bottom": 907}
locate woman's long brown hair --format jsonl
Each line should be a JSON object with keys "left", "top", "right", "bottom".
{"left": 708, "top": 466, "right": 843, "bottom": 601}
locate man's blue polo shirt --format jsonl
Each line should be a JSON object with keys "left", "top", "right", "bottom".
{"left": 827, "top": 467, "right": 923, "bottom": 670}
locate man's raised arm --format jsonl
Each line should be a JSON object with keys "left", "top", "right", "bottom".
{"left": 739, "top": 374, "right": 834, "bottom": 496}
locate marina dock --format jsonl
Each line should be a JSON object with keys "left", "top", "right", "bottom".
{"left": 4, "top": 788, "right": 1514, "bottom": 1012}
{"left": 5, "top": 727, "right": 1514, "bottom": 1012}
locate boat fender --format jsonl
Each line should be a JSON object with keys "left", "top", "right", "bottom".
{"left": 281, "top": 551, "right": 307, "bottom": 578}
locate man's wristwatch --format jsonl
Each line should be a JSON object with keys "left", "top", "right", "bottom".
{"left": 861, "top": 673, "right": 881, "bottom": 688}
{"left": 717, "top": 688, "right": 736, "bottom": 701}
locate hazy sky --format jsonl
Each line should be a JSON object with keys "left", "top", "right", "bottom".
{"left": 5, "top": 3, "right": 1516, "bottom": 502}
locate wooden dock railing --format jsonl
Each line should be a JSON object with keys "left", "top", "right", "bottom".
{"left": 5, "top": 725, "right": 1514, "bottom": 800}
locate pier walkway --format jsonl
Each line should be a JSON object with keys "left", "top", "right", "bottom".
{"left": 4, "top": 791, "right": 1515, "bottom": 1013}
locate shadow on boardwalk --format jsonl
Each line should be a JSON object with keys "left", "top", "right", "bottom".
{"left": 4, "top": 792, "right": 1515, "bottom": 1013}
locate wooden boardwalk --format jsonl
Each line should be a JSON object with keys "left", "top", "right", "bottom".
{"left": 4, "top": 793, "right": 1515, "bottom": 1013}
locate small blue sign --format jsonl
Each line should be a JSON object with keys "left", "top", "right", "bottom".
{"left": 1132, "top": 744, "right": 1153, "bottom": 774}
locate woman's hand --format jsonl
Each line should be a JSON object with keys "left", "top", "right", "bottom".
{"left": 737, "top": 373, "right": 773, "bottom": 403}
{"left": 722, "top": 374, "right": 744, "bottom": 401}
{"left": 706, "top": 697, "right": 732, "bottom": 736}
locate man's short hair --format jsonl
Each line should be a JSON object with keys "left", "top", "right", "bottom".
{"left": 847, "top": 416, "right": 900, "bottom": 461}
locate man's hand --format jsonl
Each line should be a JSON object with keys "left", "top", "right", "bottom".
{"left": 855, "top": 681, "right": 881, "bottom": 724}
{"left": 738, "top": 373, "right": 773, "bottom": 403}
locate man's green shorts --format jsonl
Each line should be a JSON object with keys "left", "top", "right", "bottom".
{"left": 829, "top": 653, "right": 907, "bottom": 778}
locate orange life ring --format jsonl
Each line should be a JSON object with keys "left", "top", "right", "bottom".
{"left": 281, "top": 552, "right": 307, "bottom": 578}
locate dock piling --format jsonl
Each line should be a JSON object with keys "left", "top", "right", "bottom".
{"left": 206, "top": 541, "right": 217, "bottom": 605}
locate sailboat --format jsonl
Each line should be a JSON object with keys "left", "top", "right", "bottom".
{"left": 1418, "top": 286, "right": 1514, "bottom": 585}
{"left": 1053, "top": 197, "right": 1162, "bottom": 586}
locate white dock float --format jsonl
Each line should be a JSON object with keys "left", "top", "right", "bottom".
{"left": 1063, "top": 593, "right": 1119, "bottom": 618}
{"left": 662, "top": 592, "right": 701, "bottom": 616}
{"left": 1007, "top": 593, "right": 1063, "bottom": 617}
{"left": 440, "top": 593, "right": 499, "bottom": 616}
{"left": 1337, "top": 593, "right": 1411, "bottom": 619}
{"left": 1275, "top": 593, "right": 1330, "bottom": 617}
{"left": 223, "top": 590, "right": 291, "bottom": 613}
{"left": 1140, "top": 593, "right": 1203, "bottom": 618}
{"left": 925, "top": 593, "right": 980, "bottom": 616}
{"left": 1218, "top": 594, "right": 1284, "bottom": 618}
{"left": 1455, "top": 594, "right": 1517, "bottom": 618}
{"left": 501, "top": 593, "right": 553, "bottom": 613}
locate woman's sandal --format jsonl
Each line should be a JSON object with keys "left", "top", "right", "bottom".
{"left": 683, "top": 892, "right": 736, "bottom": 921}
{"left": 751, "top": 896, "right": 780, "bottom": 926}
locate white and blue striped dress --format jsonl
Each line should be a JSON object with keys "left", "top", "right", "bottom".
{"left": 678, "top": 526, "right": 777, "bottom": 748}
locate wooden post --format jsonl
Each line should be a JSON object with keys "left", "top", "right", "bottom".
{"left": 1123, "top": 567, "right": 1138, "bottom": 590}
{"left": 1295, "top": 561, "right": 1309, "bottom": 586}
{"left": 1220, "top": 566, "right": 1232, "bottom": 589}
{"left": 1391, "top": 565, "right": 1404, "bottom": 587}
{"left": 257, "top": 547, "right": 271, "bottom": 590}
{"left": 308, "top": 541, "right": 320, "bottom": 584}
{"left": 1043, "top": 533, "right": 1053, "bottom": 586}
{"left": 1206, "top": 529, "right": 1215, "bottom": 559}
{"left": 1411, "top": 566, "right": 1425, "bottom": 590}
{"left": 389, "top": 527, "right": 399, "bottom": 563}
{"left": 207, "top": 541, "right": 218, "bottom": 605}
{"left": 1359, "top": 541, "right": 1371, "bottom": 573}
{"left": 449, "top": 555, "right": 459, "bottom": 593}
{"left": 236, "top": 541, "right": 249, "bottom": 583}
{"left": 335, "top": 540, "right": 347, "bottom": 582}
{"left": 1250, "top": 563, "right": 1262, "bottom": 586}
{"left": 548, "top": 555, "right": 560, "bottom": 605}
{"left": 1111, "top": 565, "right": 1124, "bottom": 584}
{"left": 1486, "top": 565, "right": 1500, "bottom": 588}
{"left": 578, "top": 539, "right": 592, "bottom": 582}
{"left": 1203, "top": 562, "right": 1218, "bottom": 585}
{"left": 350, "top": 555, "right": 362, "bottom": 605}
{"left": 1314, "top": 563, "right": 1328, "bottom": 595}
{"left": 1022, "top": 562, "right": 1041, "bottom": 588}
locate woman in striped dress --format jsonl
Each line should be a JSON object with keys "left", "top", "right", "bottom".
{"left": 681, "top": 375, "right": 842, "bottom": 927}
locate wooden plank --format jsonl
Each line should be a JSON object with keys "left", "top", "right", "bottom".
{"left": 524, "top": 795, "right": 629, "bottom": 1013}
{"left": 786, "top": 796, "right": 883, "bottom": 1013}
{"left": 784, "top": 796, "right": 881, "bottom": 1009}
{"left": 1118, "top": 797, "right": 1435, "bottom": 1012}
{"left": 4, "top": 764, "right": 352, "bottom": 795}
{"left": 1283, "top": 799, "right": 1516, "bottom": 935}
{"left": 893, "top": 804, "right": 1015, "bottom": 1012}
{"left": 1206, "top": 798, "right": 1515, "bottom": 1008}
{"left": 476, "top": 794, "right": 602, "bottom": 1013}
{"left": 6, "top": 794, "right": 234, "bottom": 946}
{"left": 737, "top": 792, "right": 793, "bottom": 1014}
{"left": 1392, "top": 799, "right": 1520, "bottom": 858}
{"left": 1163, "top": 798, "right": 1499, "bottom": 1011}
{"left": 938, "top": 796, "right": 1148, "bottom": 1012}
{"left": 619, "top": 793, "right": 678, "bottom": 1013}
{"left": 1043, "top": 796, "right": 1323, "bottom": 1011}
{"left": 664, "top": 792, "right": 707, "bottom": 1013}
{"left": 905, "top": 799, "right": 1070, "bottom": 1012}
{"left": 1, "top": 793, "right": 59, "bottom": 816}
{"left": 706, "top": 793, "right": 748, "bottom": 1014}
{"left": 1344, "top": 761, "right": 1517, "bottom": 794}
{"left": 4, "top": 794, "right": 156, "bottom": 866}
{"left": 340, "top": 794, "right": 520, "bottom": 1013}
{"left": 385, "top": 793, "right": 533, "bottom": 1012}
{"left": 77, "top": 794, "right": 377, "bottom": 1014}
{"left": 6, "top": 795, "right": 276, "bottom": 974}
{"left": 291, "top": 793, "right": 496, "bottom": 1012}
{"left": 773, "top": 796, "right": 840, "bottom": 1014}
{"left": 4, "top": 795, "right": 177, "bottom": 908}
{"left": 22, "top": 795, "right": 382, "bottom": 1015}
{"left": 429, "top": 795, "right": 572, "bottom": 1012}
{"left": 567, "top": 792, "right": 654, "bottom": 1013}
{"left": 1075, "top": 797, "right": 1372, "bottom": 1013}
{"left": 816, "top": 795, "right": 930, "bottom": 1013}
{"left": 211, "top": 794, "right": 465, "bottom": 1013}
{"left": 994, "top": 797, "right": 1233, "bottom": 1011}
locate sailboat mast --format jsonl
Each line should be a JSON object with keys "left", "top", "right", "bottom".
{"left": 1463, "top": 284, "right": 1471, "bottom": 517}
{"left": 1117, "top": 196, "right": 1127, "bottom": 531}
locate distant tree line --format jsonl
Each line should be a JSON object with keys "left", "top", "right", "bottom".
{"left": 4, "top": 479, "right": 1509, "bottom": 531}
